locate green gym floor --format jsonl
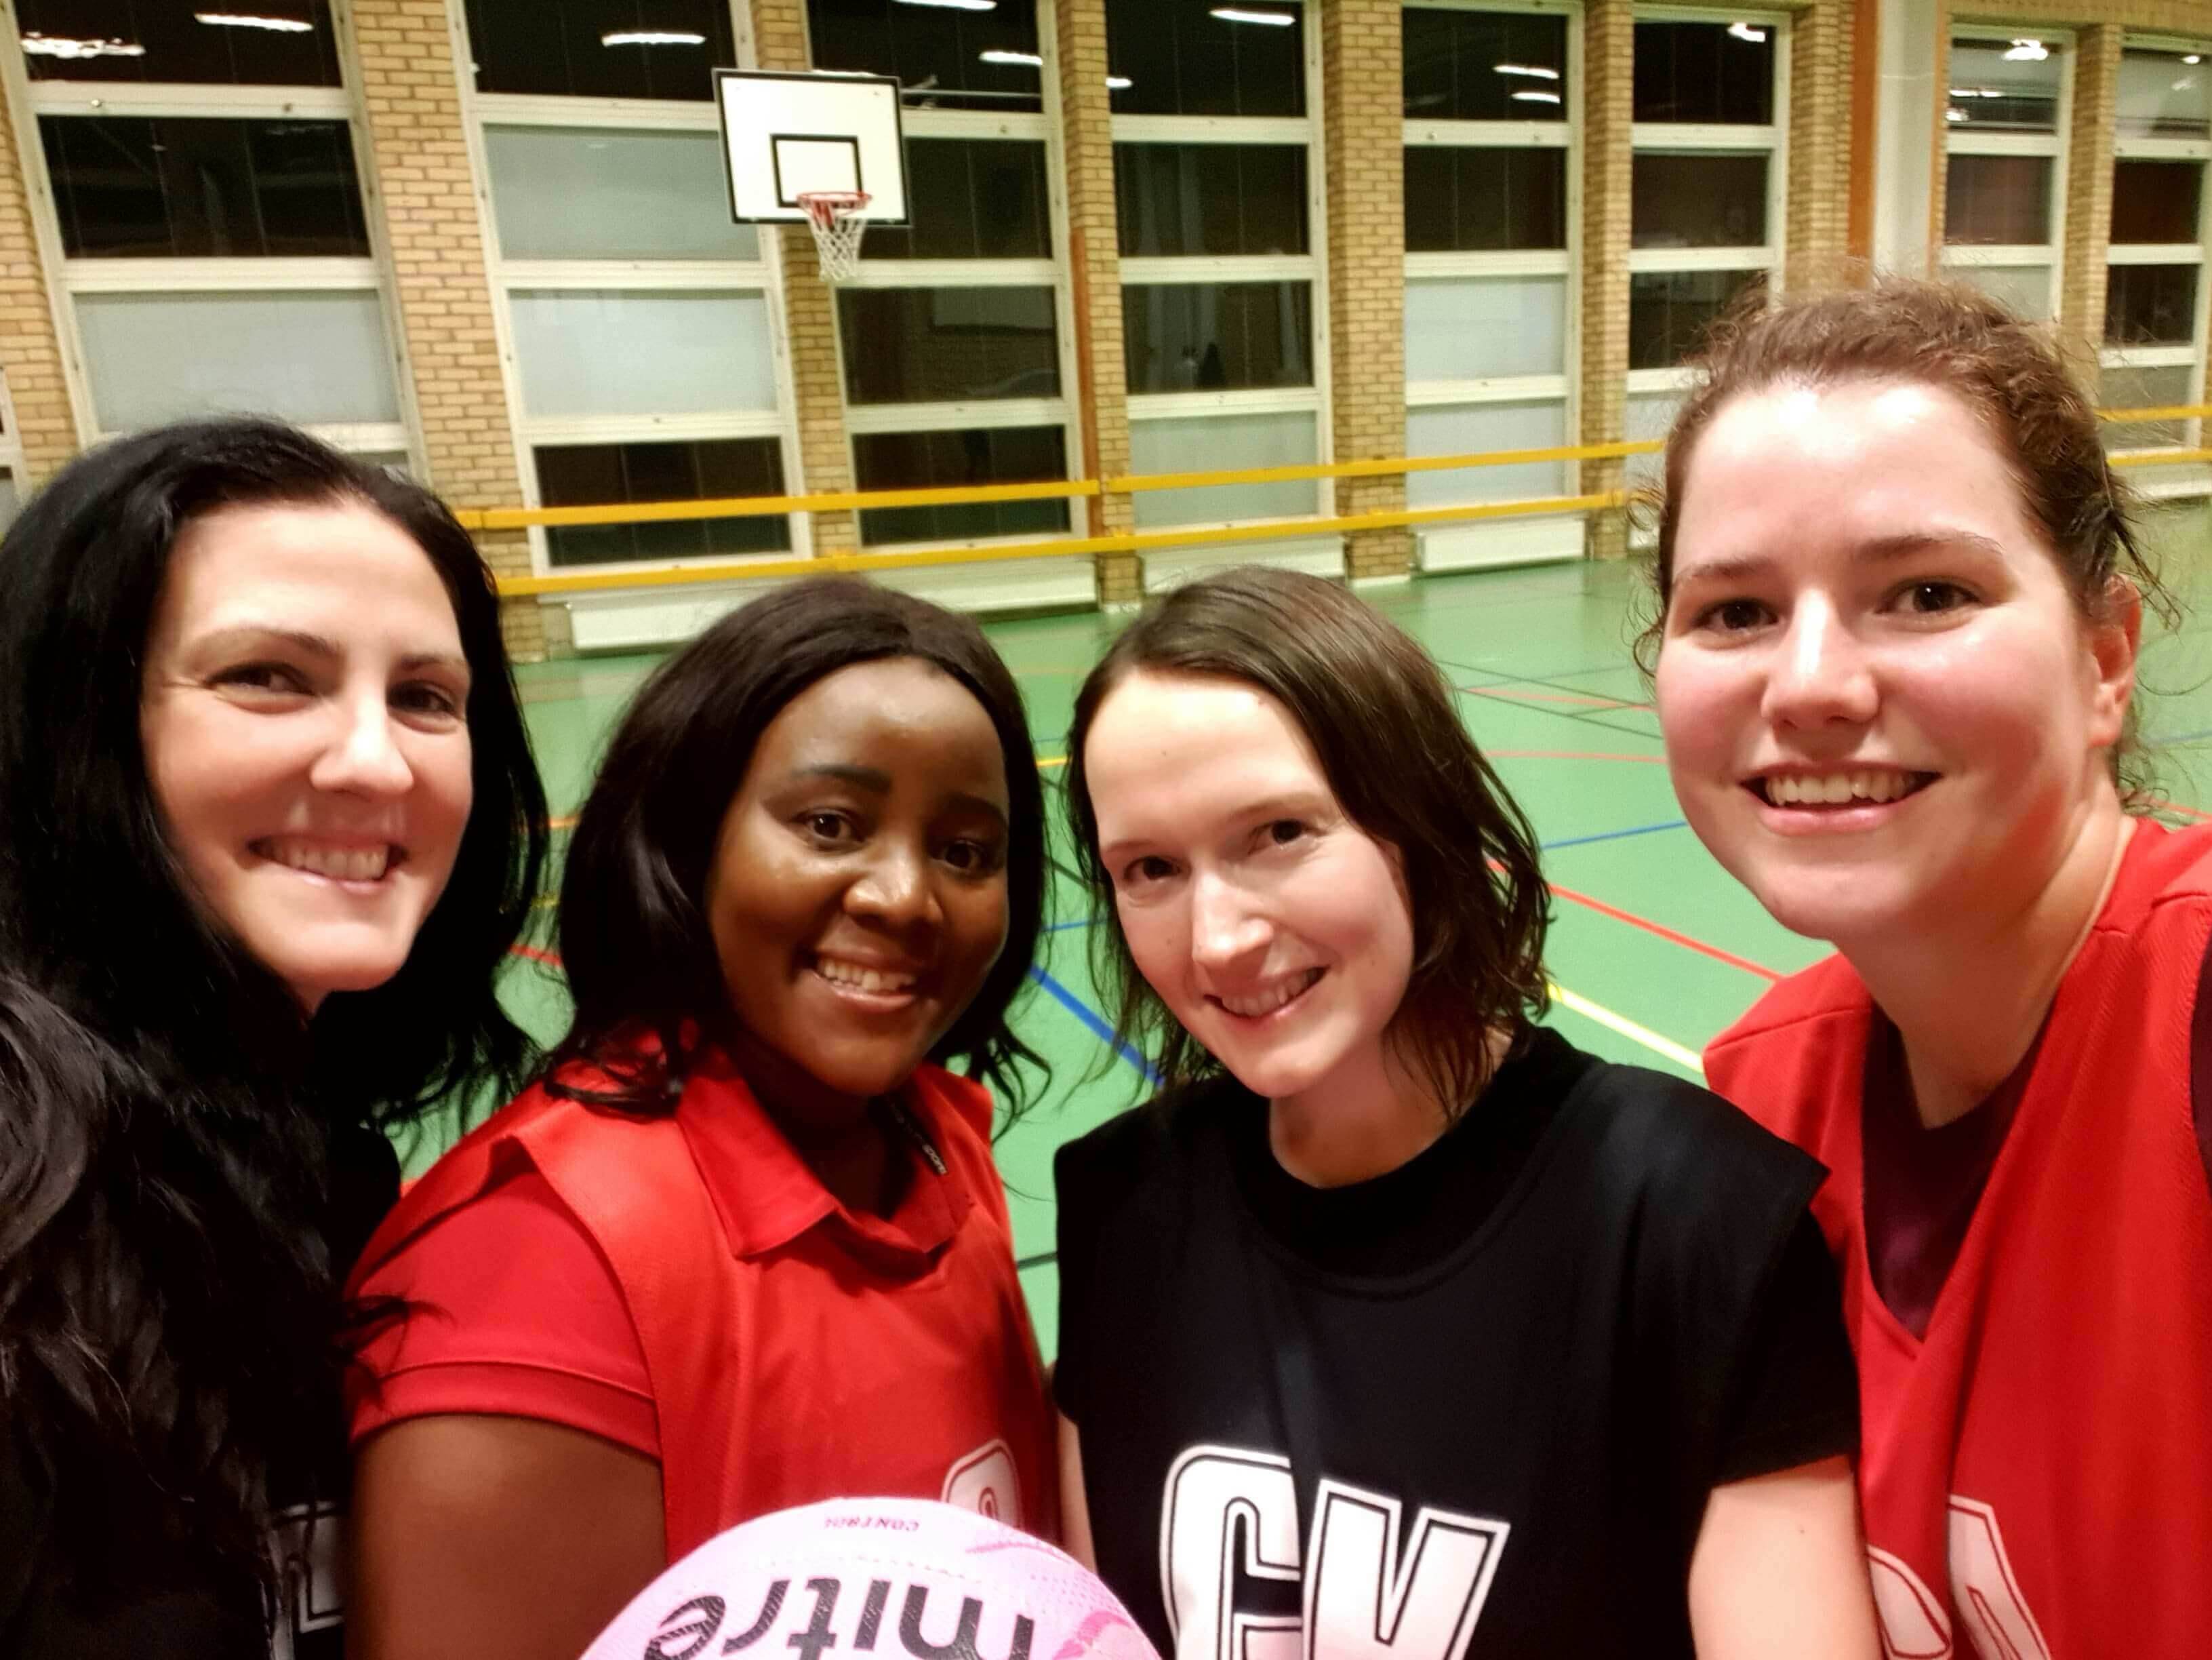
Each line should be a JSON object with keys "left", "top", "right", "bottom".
{"left": 439, "top": 504, "right": 2212, "bottom": 1362}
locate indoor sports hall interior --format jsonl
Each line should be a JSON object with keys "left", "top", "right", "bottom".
{"left": 6, "top": 0, "right": 2211, "bottom": 1356}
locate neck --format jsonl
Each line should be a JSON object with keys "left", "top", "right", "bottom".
{"left": 1267, "top": 1030, "right": 1506, "bottom": 1187}
{"left": 1843, "top": 797, "right": 2133, "bottom": 1128}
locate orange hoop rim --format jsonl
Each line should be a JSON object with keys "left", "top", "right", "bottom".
{"left": 797, "top": 190, "right": 870, "bottom": 229}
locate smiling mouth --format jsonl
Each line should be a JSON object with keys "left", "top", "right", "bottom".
{"left": 810, "top": 954, "right": 924, "bottom": 999}
{"left": 253, "top": 837, "right": 403, "bottom": 882}
{"left": 1748, "top": 768, "right": 1937, "bottom": 809}
{"left": 1215, "top": 968, "right": 1324, "bottom": 1020}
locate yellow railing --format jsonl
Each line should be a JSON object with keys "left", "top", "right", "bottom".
{"left": 464, "top": 408, "right": 2212, "bottom": 599}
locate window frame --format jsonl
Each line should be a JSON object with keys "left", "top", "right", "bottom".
{"left": 1939, "top": 23, "right": 2072, "bottom": 325}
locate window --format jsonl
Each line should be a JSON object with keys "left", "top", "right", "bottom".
{"left": 853, "top": 428, "right": 1071, "bottom": 543}
{"left": 462, "top": 0, "right": 736, "bottom": 100}
{"left": 868, "top": 141, "right": 1053, "bottom": 260}
{"left": 1108, "top": 0, "right": 1306, "bottom": 118}
{"left": 1940, "top": 31, "right": 2068, "bottom": 321}
{"left": 536, "top": 439, "right": 792, "bottom": 566}
{"left": 1629, "top": 14, "right": 1784, "bottom": 392}
{"left": 809, "top": 0, "right": 1047, "bottom": 113}
{"left": 484, "top": 127, "right": 761, "bottom": 262}
{"left": 1116, "top": 145, "right": 1310, "bottom": 257}
{"left": 839, "top": 288, "right": 1062, "bottom": 404}
{"left": 18, "top": 0, "right": 341, "bottom": 85}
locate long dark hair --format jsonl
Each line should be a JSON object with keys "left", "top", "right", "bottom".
{"left": 1066, "top": 567, "right": 1551, "bottom": 1114}
{"left": 546, "top": 576, "right": 1047, "bottom": 1118}
{"left": 0, "top": 420, "right": 548, "bottom": 1596}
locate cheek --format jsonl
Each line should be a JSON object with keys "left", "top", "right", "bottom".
{"left": 1653, "top": 655, "right": 1745, "bottom": 769}
{"left": 1114, "top": 898, "right": 1188, "bottom": 997}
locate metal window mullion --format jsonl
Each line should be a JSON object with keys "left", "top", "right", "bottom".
{"left": 1626, "top": 245, "right": 1774, "bottom": 275}
{"left": 1127, "top": 387, "right": 1323, "bottom": 419}
{"left": 521, "top": 411, "right": 790, "bottom": 446}
{"left": 1407, "top": 374, "right": 1571, "bottom": 406}
{"left": 27, "top": 82, "right": 353, "bottom": 119}
{"left": 62, "top": 256, "right": 382, "bottom": 292}
{"left": 1403, "top": 121, "right": 1570, "bottom": 149}
{"left": 843, "top": 397, "right": 1071, "bottom": 437}
{"left": 1110, "top": 115, "right": 1314, "bottom": 146}
{"left": 2109, "top": 242, "right": 2207, "bottom": 267}
{"left": 497, "top": 259, "right": 772, "bottom": 291}
{"left": 470, "top": 93, "right": 721, "bottom": 132}
{"left": 840, "top": 258, "right": 1061, "bottom": 289}
{"left": 1120, "top": 254, "right": 1316, "bottom": 284}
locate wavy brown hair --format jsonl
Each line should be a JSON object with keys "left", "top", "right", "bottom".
{"left": 1064, "top": 566, "right": 1550, "bottom": 1115}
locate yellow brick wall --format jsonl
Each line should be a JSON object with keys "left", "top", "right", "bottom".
{"left": 1786, "top": 0, "right": 1856, "bottom": 281}
{"left": 0, "top": 70, "right": 81, "bottom": 483}
{"left": 2061, "top": 24, "right": 2125, "bottom": 366}
{"left": 349, "top": 0, "right": 541, "bottom": 660}
{"left": 1580, "top": 0, "right": 1636, "bottom": 560}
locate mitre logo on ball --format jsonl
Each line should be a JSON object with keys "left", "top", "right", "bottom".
{"left": 582, "top": 1499, "right": 1159, "bottom": 1660}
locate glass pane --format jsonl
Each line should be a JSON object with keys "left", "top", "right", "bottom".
{"left": 1624, "top": 389, "right": 1684, "bottom": 492}
{"left": 2104, "top": 264, "right": 2200, "bottom": 347}
{"left": 1633, "top": 20, "right": 1775, "bottom": 125}
{"left": 508, "top": 292, "right": 779, "bottom": 417}
{"left": 1945, "top": 37, "right": 2065, "bottom": 134}
{"left": 1108, "top": 0, "right": 1305, "bottom": 119}
{"left": 1407, "top": 400, "right": 1569, "bottom": 505}
{"left": 1403, "top": 7, "right": 1567, "bottom": 121}
{"left": 808, "top": 0, "right": 1046, "bottom": 113}
{"left": 1403, "top": 148, "right": 1566, "bottom": 252}
{"left": 0, "top": 470, "right": 18, "bottom": 538}
{"left": 1632, "top": 153, "right": 1769, "bottom": 249}
{"left": 462, "top": 0, "right": 735, "bottom": 100}
{"left": 485, "top": 127, "right": 758, "bottom": 260}
{"left": 1405, "top": 276, "right": 1566, "bottom": 380}
{"left": 853, "top": 427, "right": 1070, "bottom": 545}
{"left": 19, "top": 0, "right": 341, "bottom": 85}
{"left": 42, "top": 117, "right": 368, "bottom": 258}
{"left": 1127, "top": 410, "right": 1316, "bottom": 526}
{"left": 1114, "top": 144, "right": 1308, "bottom": 257}
{"left": 2101, "top": 362, "right": 2198, "bottom": 450}
{"left": 1629, "top": 269, "right": 1763, "bottom": 370}
{"left": 2118, "top": 47, "right": 2212, "bottom": 141}
{"left": 1948, "top": 262, "right": 2053, "bottom": 321}
{"left": 1943, "top": 153, "right": 2052, "bottom": 245}
{"left": 2112, "top": 160, "right": 2204, "bottom": 246}
{"left": 537, "top": 439, "right": 791, "bottom": 567}
{"left": 838, "top": 288, "right": 1060, "bottom": 403}
{"left": 76, "top": 290, "right": 399, "bottom": 431}
{"left": 866, "top": 140, "right": 1051, "bottom": 260}
{"left": 1123, "top": 283, "right": 1312, "bottom": 393}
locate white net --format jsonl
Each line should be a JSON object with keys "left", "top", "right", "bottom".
{"left": 799, "top": 191, "right": 870, "bottom": 283}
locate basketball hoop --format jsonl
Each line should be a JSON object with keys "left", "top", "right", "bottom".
{"left": 797, "top": 190, "right": 870, "bottom": 283}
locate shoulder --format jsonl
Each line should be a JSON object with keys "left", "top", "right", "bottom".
{"left": 912, "top": 1063, "right": 998, "bottom": 1145}
{"left": 1706, "top": 955, "right": 1870, "bottom": 1058}
{"left": 1055, "top": 1077, "right": 1236, "bottom": 1207}
{"left": 2095, "top": 821, "right": 2212, "bottom": 962}
{"left": 1563, "top": 1048, "right": 1827, "bottom": 1217}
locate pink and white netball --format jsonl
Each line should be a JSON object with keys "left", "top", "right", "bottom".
{"left": 581, "top": 1498, "right": 1159, "bottom": 1660}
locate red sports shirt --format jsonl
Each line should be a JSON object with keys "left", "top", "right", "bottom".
{"left": 1706, "top": 821, "right": 2212, "bottom": 1657}
{"left": 346, "top": 1050, "right": 1056, "bottom": 1559}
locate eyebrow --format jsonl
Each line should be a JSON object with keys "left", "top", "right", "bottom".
{"left": 796, "top": 764, "right": 1008, "bottom": 827}
{"left": 190, "top": 625, "right": 469, "bottom": 676}
{"left": 1095, "top": 790, "right": 1329, "bottom": 864}
{"left": 1672, "top": 530, "right": 2009, "bottom": 587}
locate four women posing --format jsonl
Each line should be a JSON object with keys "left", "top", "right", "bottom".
{"left": 1, "top": 272, "right": 2202, "bottom": 1659}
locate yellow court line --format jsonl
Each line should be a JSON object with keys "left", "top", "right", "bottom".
{"left": 2096, "top": 403, "right": 2212, "bottom": 422}
{"left": 2111, "top": 446, "right": 2212, "bottom": 467}
{"left": 1547, "top": 981, "right": 1704, "bottom": 1075}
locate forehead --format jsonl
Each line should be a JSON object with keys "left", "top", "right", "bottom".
{"left": 752, "top": 656, "right": 1009, "bottom": 799}
{"left": 159, "top": 498, "right": 459, "bottom": 644}
{"left": 1084, "top": 670, "right": 1332, "bottom": 834}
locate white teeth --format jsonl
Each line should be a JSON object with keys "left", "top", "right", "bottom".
{"left": 1220, "top": 968, "right": 1322, "bottom": 1019}
{"left": 265, "top": 839, "right": 391, "bottom": 882}
{"left": 814, "top": 958, "right": 919, "bottom": 995}
{"left": 1761, "top": 770, "right": 1921, "bottom": 807}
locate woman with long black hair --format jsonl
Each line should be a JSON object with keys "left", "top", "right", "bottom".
{"left": 0, "top": 418, "right": 548, "bottom": 1657}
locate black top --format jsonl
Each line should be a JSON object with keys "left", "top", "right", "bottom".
{"left": 1055, "top": 1028, "right": 1857, "bottom": 1660}
{"left": 0, "top": 1125, "right": 398, "bottom": 1659}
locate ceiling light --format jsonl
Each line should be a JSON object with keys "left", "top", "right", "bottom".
{"left": 1107, "top": 75, "right": 1132, "bottom": 89}
{"left": 2001, "top": 39, "right": 2049, "bottom": 62}
{"left": 1727, "top": 22, "right": 1767, "bottom": 43}
{"left": 194, "top": 12, "right": 314, "bottom": 28}
{"left": 1211, "top": 8, "right": 1296, "bottom": 26}
{"left": 602, "top": 31, "right": 706, "bottom": 46}
{"left": 896, "top": 0, "right": 997, "bottom": 8}
{"left": 980, "top": 49, "right": 1042, "bottom": 65}
{"left": 1946, "top": 106, "right": 1967, "bottom": 122}
{"left": 1493, "top": 62, "right": 1561, "bottom": 80}
{"left": 1511, "top": 90, "right": 1563, "bottom": 105}
{"left": 21, "top": 33, "right": 146, "bottom": 58}
{"left": 2186, "top": 55, "right": 2204, "bottom": 66}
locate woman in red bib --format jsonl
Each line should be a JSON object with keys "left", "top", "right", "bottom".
{"left": 1652, "top": 280, "right": 2212, "bottom": 1654}
{"left": 346, "top": 578, "right": 1055, "bottom": 1660}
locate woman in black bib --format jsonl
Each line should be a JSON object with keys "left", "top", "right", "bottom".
{"left": 1053, "top": 566, "right": 1878, "bottom": 1658}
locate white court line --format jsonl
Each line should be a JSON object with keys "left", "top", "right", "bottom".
{"left": 1548, "top": 981, "right": 1704, "bottom": 1075}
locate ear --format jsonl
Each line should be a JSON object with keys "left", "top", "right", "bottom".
{"left": 2084, "top": 575, "right": 2141, "bottom": 751}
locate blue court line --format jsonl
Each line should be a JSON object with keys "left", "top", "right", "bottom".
{"left": 1542, "top": 818, "right": 1689, "bottom": 852}
{"left": 1045, "top": 917, "right": 1095, "bottom": 932}
{"left": 1027, "top": 964, "right": 1162, "bottom": 1086}
{"left": 2163, "top": 726, "right": 2212, "bottom": 745}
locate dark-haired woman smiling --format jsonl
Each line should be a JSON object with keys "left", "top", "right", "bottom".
{"left": 347, "top": 578, "right": 1055, "bottom": 1660}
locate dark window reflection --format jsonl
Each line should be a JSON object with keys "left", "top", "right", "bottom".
{"left": 42, "top": 117, "right": 368, "bottom": 258}
{"left": 808, "top": 0, "right": 1045, "bottom": 112}
{"left": 1108, "top": 0, "right": 1304, "bottom": 118}
{"left": 1123, "top": 282, "right": 1312, "bottom": 392}
{"left": 537, "top": 439, "right": 789, "bottom": 567}
{"left": 1633, "top": 20, "right": 1774, "bottom": 125}
{"left": 854, "top": 426, "right": 1070, "bottom": 544}
{"left": 866, "top": 140, "right": 1051, "bottom": 260}
{"left": 2105, "top": 264, "right": 2200, "bottom": 347}
{"left": 1403, "top": 7, "right": 1566, "bottom": 121}
{"left": 1405, "top": 147, "right": 1565, "bottom": 252}
{"left": 1629, "top": 269, "right": 1763, "bottom": 369}
{"left": 463, "top": 0, "right": 734, "bottom": 100}
{"left": 1632, "top": 153, "right": 1768, "bottom": 248}
{"left": 837, "top": 288, "right": 1061, "bottom": 403}
{"left": 2111, "top": 160, "right": 2204, "bottom": 245}
{"left": 1115, "top": 144, "right": 1308, "bottom": 256}
{"left": 19, "top": 0, "right": 341, "bottom": 85}
{"left": 1944, "top": 154, "right": 2052, "bottom": 245}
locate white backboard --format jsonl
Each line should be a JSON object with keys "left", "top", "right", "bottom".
{"left": 716, "top": 68, "right": 909, "bottom": 224}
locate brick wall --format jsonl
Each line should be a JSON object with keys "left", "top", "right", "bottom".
{"left": 1786, "top": 0, "right": 1856, "bottom": 283}
{"left": 1324, "top": 0, "right": 1411, "bottom": 581}
{"left": 2062, "top": 25, "right": 2124, "bottom": 369}
{"left": 350, "top": 0, "right": 541, "bottom": 660}
{"left": 0, "top": 71, "right": 80, "bottom": 483}
{"left": 1580, "top": 0, "right": 1635, "bottom": 560}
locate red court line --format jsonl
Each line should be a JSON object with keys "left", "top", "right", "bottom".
{"left": 1491, "top": 749, "right": 1667, "bottom": 764}
{"left": 1462, "top": 684, "right": 1653, "bottom": 711}
{"left": 510, "top": 943, "right": 563, "bottom": 967}
{"left": 2153, "top": 798, "right": 2212, "bottom": 822}
{"left": 1546, "top": 879, "right": 1782, "bottom": 983}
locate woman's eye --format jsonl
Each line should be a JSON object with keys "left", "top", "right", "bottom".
{"left": 1120, "top": 854, "right": 1175, "bottom": 888}
{"left": 1266, "top": 818, "right": 1307, "bottom": 847}
{"left": 1897, "top": 580, "right": 1974, "bottom": 615}
{"left": 941, "top": 838, "right": 1004, "bottom": 875}
{"left": 212, "top": 662, "right": 310, "bottom": 696}
{"left": 1697, "top": 598, "right": 1773, "bottom": 633}
{"left": 801, "top": 811, "right": 858, "bottom": 844}
{"left": 393, "top": 681, "right": 465, "bottom": 720}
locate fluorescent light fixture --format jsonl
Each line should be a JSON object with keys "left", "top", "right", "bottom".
{"left": 1492, "top": 62, "right": 1560, "bottom": 80}
{"left": 21, "top": 33, "right": 146, "bottom": 58}
{"left": 897, "top": 0, "right": 997, "bottom": 8}
{"left": 194, "top": 12, "right": 314, "bottom": 28}
{"left": 1210, "top": 8, "right": 1296, "bottom": 26}
{"left": 2001, "top": 39, "right": 2049, "bottom": 62}
{"left": 1727, "top": 22, "right": 1767, "bottom": 43}
{"left": 1511, "top": 90, "right": 1563, "bottom": 105}
{"left": 1946, "top": 106, "right": 1967, "bottom": 123}
{"left": 980, "top": 49, "right": 1043, "bottom": 65}
{"left": 1106, "top": 75, "right": 1133, "bottom": 89}
{"left": 2186, "top": 55, "right": 2204, "bottom": 66}
{"left": 602, "top": 31, "right": 707, "bottom": 45}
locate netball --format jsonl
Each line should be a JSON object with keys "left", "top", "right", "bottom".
{"left": 580, "top": 1499, "right": 1159, "bottom": 1660}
